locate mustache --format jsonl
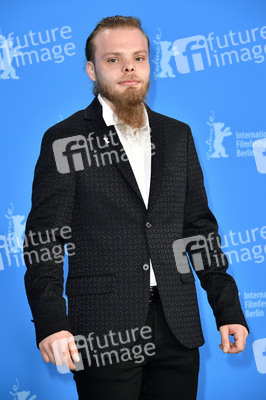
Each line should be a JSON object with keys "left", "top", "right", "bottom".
{"left": 119, "top": 76, "right": 141, "bottom": 82}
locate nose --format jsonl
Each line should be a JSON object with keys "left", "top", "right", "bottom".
{"left": 122, "top": 60, "right": 135, "bottom": 72}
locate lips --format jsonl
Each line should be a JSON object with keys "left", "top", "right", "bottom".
{"left": 119, "top": 80, "right": 140, "bottom": 86}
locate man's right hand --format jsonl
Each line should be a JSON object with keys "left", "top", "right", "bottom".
{"left": 39, "top": 330, "right": 80, "bottom": 370}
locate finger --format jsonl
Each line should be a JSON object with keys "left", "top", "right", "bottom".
{"left": 53, "top": 337, "right": 76, "bottom": 370}
{"left": 228, "top": 336, "right": 245, "bottom": 353}
{"left": 219, "top": 341, "right": 238, "bottom": 353}
{"left": 61, "top": 347, "right": 76, "bottom": 370}
{"left": 228, "top": 342, "right": 241, "bottom": 354}
{"left": 58, "top": 337, "right": 76, "bottom": 370}
{"left": 40, "top": 340, "right": 56, "bottom": 364}
{"left": 219, "top": 326, "right": 230, "bottom": 353}
{"left": 53, "top": 343, "right": 64, "bottom": 367}
{"left": 41, "top": 345, "right": 56, "bottom": 364}
{"left": 68, "top": 338, "right": 80, "bottom": 363}
{"left": 41, "top": 350, "right": 51, "bottom": 363}
{"left": 46, "top": 346, "right": 56, "bottom": 364}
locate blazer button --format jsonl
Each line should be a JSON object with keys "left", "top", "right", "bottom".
{"left": 146, "top": 221, "right": 152, "bottom": 228}
{"left": 143, "top": 263, "right": 150, "bottom": 271}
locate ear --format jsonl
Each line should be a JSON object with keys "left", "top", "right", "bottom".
{"left": 86, "top": 61, "right": 96, "bottom": 81}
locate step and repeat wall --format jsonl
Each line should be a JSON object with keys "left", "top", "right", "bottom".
{"left": 1, "top": 0, "right": 265, "bottom": 398}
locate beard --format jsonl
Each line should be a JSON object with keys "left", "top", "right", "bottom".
{"left": 95, "top": 73, "right": 150, "bottom": 131}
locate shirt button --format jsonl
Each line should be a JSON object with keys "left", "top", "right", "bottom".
{"left": 146, "top": 221, "right": 152, "bottom": 228}
{"left": 142, "top": 263, "right": 150, "bottom": 271}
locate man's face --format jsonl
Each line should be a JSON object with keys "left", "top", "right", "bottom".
{"left": 86, "top": 27, "right": 150, "bottom": 109}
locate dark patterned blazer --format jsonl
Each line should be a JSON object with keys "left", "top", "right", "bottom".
{"left": 24, "top": 96, "right": 249, "bottom": 350}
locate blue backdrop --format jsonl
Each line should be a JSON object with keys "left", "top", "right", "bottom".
{"left": 1, "top": 0, "right": 265, "bottom": 398}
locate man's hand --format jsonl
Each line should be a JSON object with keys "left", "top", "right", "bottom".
{"left": 39, "top": 330, "right": 80, "bottom": 370}
{"left": 219, "top": 324, "right": 248, "bottom": 354}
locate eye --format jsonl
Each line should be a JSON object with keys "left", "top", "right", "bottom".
{"left": 108, "top": 58, "right": 118, "bottom": 63}
{"left": 135, "top": 56, "right": 144, "bottom": 61}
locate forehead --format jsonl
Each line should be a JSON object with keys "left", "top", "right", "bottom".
{"left": 93, "top": 28, "right": 148, "bottom": 56}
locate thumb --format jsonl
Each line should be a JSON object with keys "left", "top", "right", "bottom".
{"left": 219, "top": 326, "right": 230, "bottom": 353}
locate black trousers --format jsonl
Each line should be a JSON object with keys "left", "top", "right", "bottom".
{"left": 72, "top": 288, "right": 200, "bottom": 400}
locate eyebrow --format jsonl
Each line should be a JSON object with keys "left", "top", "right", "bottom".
{"left": 102, "top": 50, "right": 148, "bottom": 58}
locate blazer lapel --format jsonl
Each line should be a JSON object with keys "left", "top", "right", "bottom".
{"left": 83, "top": 97, "right": 166, "bottom": 212}
{"left": 145, "top": 104, "right": 165, "bottom": 212}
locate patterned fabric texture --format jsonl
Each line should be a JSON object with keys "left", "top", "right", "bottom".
{"left": 24, "top": 96, "right": 249, "bottom": 351}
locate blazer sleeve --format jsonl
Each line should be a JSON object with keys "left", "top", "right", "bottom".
{"left": 24, "top": 127, "right": 76, "bottom": 348}
{"left": 183, "top": 125, "right": 249, "bottom": 333}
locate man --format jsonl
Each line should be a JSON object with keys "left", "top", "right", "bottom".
{"left": 24, "top": 15, "right": 249, "bottom": 400}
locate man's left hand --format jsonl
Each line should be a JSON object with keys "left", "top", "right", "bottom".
{"left": 219, "top": 324, "right": 248, "bottom": 354}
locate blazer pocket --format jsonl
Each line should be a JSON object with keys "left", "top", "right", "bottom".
{"left": 179, "top": 272, "right": 196, "bottom": 283}
{"left": 66, "top": 273, "right": 116, "bottom": 296}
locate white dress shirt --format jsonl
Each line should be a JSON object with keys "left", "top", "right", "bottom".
{"left": 98, "top": 93, "right": 157, "bottom": 286}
